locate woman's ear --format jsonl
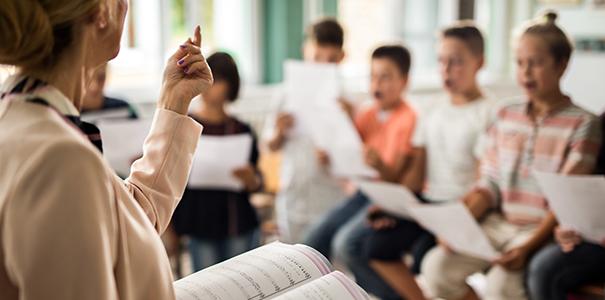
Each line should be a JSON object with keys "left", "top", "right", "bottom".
{"left": 88, "top": 3, "right": 109, "bottom": 30}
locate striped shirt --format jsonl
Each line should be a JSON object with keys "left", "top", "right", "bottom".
{"left": 477, "top": 99, "right": 602, "bottom": 224}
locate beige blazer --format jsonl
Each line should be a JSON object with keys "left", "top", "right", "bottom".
{"left": 0, "top": 78, "right": 202, "bottom": 299}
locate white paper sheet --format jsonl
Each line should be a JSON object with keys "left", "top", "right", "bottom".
{"left": 356, "top": 180, "right": 420, "bottom": 219}
{"left": 408, "top": 203, "right": 500, "bottom": 260}
{"left": 174, "top": 242, "right": 333, "bottom": 300}
{"left": 81, "top": 107, "right": 133, "bottom": 124}
{"left": 188, "top": 134, "right": 252, "bottom": 191}
{"left": 534, "top": 172, "right": 605, "bottom": 244}
{"left": 283, "top": 60, "right": 376, "bottom": 178}
{"left": 273, "top": 271, "right": 370, "bottom": 300}
{"left": 97, "top": 118, "right": 152, "bottom": 176}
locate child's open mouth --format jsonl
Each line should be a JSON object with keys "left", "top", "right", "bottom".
{"left": 523, "top": 81, "right": 537, "bottom": 91}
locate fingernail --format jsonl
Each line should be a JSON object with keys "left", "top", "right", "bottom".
{"left": 184, "top": 67, "right": 189, "bottom": 74}
{"left": 179, "top": 44, "right": 187, "bottom": 49}
{"left": 178, "top": 59, "right": 184, "bottom": 65}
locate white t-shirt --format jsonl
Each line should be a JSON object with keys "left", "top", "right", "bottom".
{"left": 262, "top": 109, "right": 346, "bottom": 241}
{"left": 412, "top": 96, "right": 496, "bottom": 202}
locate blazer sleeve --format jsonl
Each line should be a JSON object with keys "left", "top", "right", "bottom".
{"left": 124, "top": 109, "right": 202, "bottom": 234}
{"left": 3, "top": 140, "right": 119, "bottom": 300}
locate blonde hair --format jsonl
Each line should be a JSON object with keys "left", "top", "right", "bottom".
{"left": 0, "top": 0, "right": 104, "bottom": 69}
{"left": 522, "top": 11, "right": 573, "bottom": 64}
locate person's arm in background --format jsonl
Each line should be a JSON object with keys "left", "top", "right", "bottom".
{"left": 339, "top": 97, "right": 356, "bottom": 122}
{"left": 234, "top": 127, "right": 264, "bottom": 192}
{"left": 365, "top": 148, "right": 412, "bottom": 183}
{"left": 267, "top": 112, "right": 294, "bottom": 152}
{"left": 401, "top": 114, "right": 428, "bottom": 193}
{"left": 401, "top": 147, "right": 426, "bottom": 194}
{"left": 123, "top": 27, "right": 213, "bottom": 234}
{"left": 464, "top": 117, "right": 501, "bottom": 220}
{"left": 364, "top": 107, "right": 417, "bottom": 183}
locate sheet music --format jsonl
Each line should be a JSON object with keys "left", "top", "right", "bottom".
{"left": 534, "top": 171, "right": 605, "bottom": 244}
{"left": 174, "top": 242, "right": 333, "bottom": 300}
{"left": 356, "top": 180, "right": 420, "bottom": 219}
{"left": 273, "top": 271, "right": 369, "bottom": 300}
{"left": 188, "top": 134, "right": 252, "bottom": 191}
{"left": 283, "top": 60, "right": 376, "bottom": 178}
{"left": 408, "top": 203, "right": 500, "bottom": 260}
{"left": 97, "top": 118, "right": 152, "bottom": 176}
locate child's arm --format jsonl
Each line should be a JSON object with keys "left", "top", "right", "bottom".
{"left": 400, "top": 147, "right": 426, "bottom": 194}
{"left": 494, "top": 213, "right": 557, "bottom": 270}
{"left": 267, "top": 113, "right": 294, "bottom": 151}
{"left": 462, "top": 189, "right": 492, "bottom": 219}
{"left": 338, "top": 97, "right": 355, "bottom": 122}
{"left": 365, "top": 149, "right": 412, "bottom": 184}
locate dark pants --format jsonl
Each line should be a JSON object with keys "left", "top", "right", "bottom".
{"left": 302, "top": 191, "right": 370, "bottom": 260}
{"left": 362, "top": 218, "right": 436, "bottom": 274}
{"left": 303, "top": 191, "right": 403, "bottom": 299}
{"left": 528, "top": 242, "right": 605, "bottom": 300}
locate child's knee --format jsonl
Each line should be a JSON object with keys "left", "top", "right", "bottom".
{"left": 485, "top": 266, "right": 528, "bottom": 300}
{"left": 421, "top": 248, "right": 471, "bottom": 299}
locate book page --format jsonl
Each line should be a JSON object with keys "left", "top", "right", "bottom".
{"left": 356, "top": 179, "right": 421, "bottom": 219}
{"left": 273, "top": 271, "right": 369, "bottom": 300}
{"left": 188, "top": 134, "right": 252, "bottom": 191}
{"left": 174, "top": 242, "right": 333, "bottom": 300}
{"left": 534, "top": 172, "right": 605, "bottom": 243}
{"left": 408, "top": 203, "right": 500, "bottom": 261}
{"left": 283, "top": 60, "right": 376, "bottom": 178}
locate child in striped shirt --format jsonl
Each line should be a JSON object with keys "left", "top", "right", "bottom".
{"left": 421, "top": 11, "right": 602, "bottom": 300}
{"left": 527, "top": 112, "right": 605, "bottom": 300}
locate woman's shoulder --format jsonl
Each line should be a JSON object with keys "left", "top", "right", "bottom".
{"left": 2, "top": 102, "right": 108, "bottom": 178}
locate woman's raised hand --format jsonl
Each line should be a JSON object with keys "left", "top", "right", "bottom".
{"left": 159, "top": 26, "right": 213, "bottom": 115}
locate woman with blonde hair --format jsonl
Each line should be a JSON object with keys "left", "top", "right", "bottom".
{"left": 0, "top": 0, "right": 213, "bottom": 299}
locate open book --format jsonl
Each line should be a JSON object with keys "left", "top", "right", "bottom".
{"left": 173, "top": 242, "right": 369, "bottom": 300}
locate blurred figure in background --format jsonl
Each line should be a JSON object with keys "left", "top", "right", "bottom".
{"left": 171, "top": 52, "right": 263, "bottom": 271}
{"left": 81, "top": 63, "right": 138, "bottom": 123}
{"left": 264, "top": 18, "right": 348, "bottom": 243}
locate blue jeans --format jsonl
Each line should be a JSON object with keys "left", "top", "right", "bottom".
{"left": 333, "top": 208, "right": 403, "bottom": 300}
{"left": 188, "top": 229, "right": 259, "bottom": 272}
{"left": 528, "top": 242, "right": 605, "bottom": 300}
{"left": 302, "top": 191, "right": 370, "bottom": 259}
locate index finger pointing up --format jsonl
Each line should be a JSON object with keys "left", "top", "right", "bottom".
{"left": 192, "top": 25, "right": 202, "bottom": 47}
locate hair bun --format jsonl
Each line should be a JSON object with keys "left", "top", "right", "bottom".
{"left": 0, "top": 0, "right": 54, "bottom": 68}
{"left": 544, "top": 11, "right": 558, "bottom": 24}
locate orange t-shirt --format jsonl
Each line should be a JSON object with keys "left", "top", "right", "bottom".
{"left": 354, "top": 101, "right": 416, "bottom": 168}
